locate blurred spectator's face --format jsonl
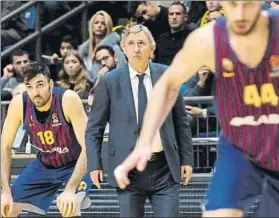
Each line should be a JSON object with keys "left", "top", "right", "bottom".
{"left": 136, "top": 3, "right": 158, "bottom": 22}
{"left": 206, "top": 1, "right": 220, "bottom": 11}
{"left": 95, "top": 49, "right": 117, "bottom": 71}
{"left": 60, "top": 42, "right": 75, "bottom": 57}
{"left": 208, "top": 11, "right": 223, "bottom": 22}
{"left": 221, "top": 1, "right": 262, "bottom": 36}
{"left": 63, "top": 55, "right": 82, "bottom": 77}
{"left": 168, "top": 5, "right": 186, "bottom": 31}
{"left": 12, "top": 54, "right": 30, "bottom": 75}
{"left": 122, "top": 31, "right": 155, "bottom": 64}
{"left": 92, "top": 15, "right": 107, "bottom": 37}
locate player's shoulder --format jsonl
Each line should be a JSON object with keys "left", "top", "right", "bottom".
{"left": 7, "top": 93, "right": 24, "bottom": 121}
{"left": 182, "top": 21, "right": 215, "bottom": 57}
{"left": 10, "top": 92, "right": 24, "bottom": 106}
{"left": 61, "top": 90, "right": 84, "bottom": 117}
{"left": 187, "top": 21, "right": 215, "bottom": 45}
{"left": 62, "top": 89, "right": 81, "bottom": 102}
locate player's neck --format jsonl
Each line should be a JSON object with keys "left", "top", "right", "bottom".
{"left": 35, "top": 95, "right": 52, "bottom": 112}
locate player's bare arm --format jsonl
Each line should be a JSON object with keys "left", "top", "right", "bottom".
{"left": 139, "top": 23, "right": 215, "bottom": 147}
{"left": 62, "top": 90, "right": 88, "bottom": 191}
{"left": 1, "top": 94, "right": 23, "bottom": 195}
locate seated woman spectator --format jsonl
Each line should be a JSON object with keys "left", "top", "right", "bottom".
{"left": 79, "top": 10, "right": 126, "bottom": 85}
{"left": 56, "top": 51, "right": 92, "bottom": 99}
{"left": 42, "top": 35, "right": 79, "bottom": 82}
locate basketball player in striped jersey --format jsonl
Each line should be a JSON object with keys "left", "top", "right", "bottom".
{"left": 1, "top": 62, "right": 91, "bottom": 217}
{"left": 114, "top": 1, "right": 279, "bottom": 217}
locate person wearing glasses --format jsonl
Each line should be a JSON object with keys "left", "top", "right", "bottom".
{"left": 85, "top": 24, "right": 193, "bottom": 217}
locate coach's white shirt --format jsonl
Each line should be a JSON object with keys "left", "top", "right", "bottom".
{"left": 128, "top": 64, "right": 163, "bottom": 153}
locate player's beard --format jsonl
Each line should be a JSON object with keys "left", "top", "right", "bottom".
{"left": 33, "top": 86, "right": 52, "bottom": 108}
{"left": 231, "top": 9, "right": 261, "bottom": 36}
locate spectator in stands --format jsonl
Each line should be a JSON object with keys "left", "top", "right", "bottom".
{"left": 56, "top": 51, "right": 92, "bottom": 99}
{"left": 42, "top": 35, "right": 79, "bottom": 82}
{"left": 41, "top": 2, "right": 81, "bottom": 55}
{"left": 205, "top": 1, "right": 221, "bottom": 12}
{"left": 1, "top": 49, "right": 30, "bottom": 100}
{"left": 112, "top": 15, "right": 141, "bottom": 40}
{"left": 200, "top": 1, "right": 225, "bottom": 27}
{"left": 50, "top": 35, "right": 79, "bottom": 63}
{"left": 207, "top": 10, "right": 224, "bottom": 22}
{"left": 269, "top": 1, "right": 279, "bottom": 9}
{"left": 1, "top": 1, "right": 27, "bottom": 47}
{"left": 128, "top": 1, "right": 169, "bottom": 40}
{"left": 79, "top": 10, "right": 126, "bottom": 84}
{"left": 94, "top": 45, "right": 118, "bottom": 85}
{"left": 87, "top": 45, "right": 118, "bottom": 109}
{"left": 183, "top": 66, "right": 217, "bottom": 136}
{"left": 186, "top": 1, "right": 207, "bottom": 26}
{"left": 156, "top": 2, "right": 192, "bottom": 66}
{"left": 86, "top": 24, "right": 193, "bottom": 217}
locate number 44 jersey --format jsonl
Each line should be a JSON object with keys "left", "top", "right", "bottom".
{"left": 23, "top": 87, "right": 81, "bottom": 168}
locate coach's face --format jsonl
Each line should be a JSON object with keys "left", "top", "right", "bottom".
{"left": 122, "top": 31, "right": 155, "bottom": 66}
{"left": 25, "top": 74, "right": 52, "bottom": 108}
{"left": 222, "top": 1, "right": 262, "bottom": 36}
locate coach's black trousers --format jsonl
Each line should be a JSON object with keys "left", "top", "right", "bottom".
{"left": 116, "top": 151, "right": 180, "bottom": 217}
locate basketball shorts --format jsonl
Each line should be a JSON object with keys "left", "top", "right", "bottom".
{"left": 202, "top": 136, "right": 279, "bottom": 216}
{"left": 11, "top": 158, "right": 92, "bottom": 215}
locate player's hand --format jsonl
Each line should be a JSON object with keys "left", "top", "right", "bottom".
{"left": 1, "top": 192, "right": 13, "bottom": 217}
{"left": 180, "top": 165, "right": 193, "bottom": 185}
{"left": 90, "top": 170, "right": 103, "bottom": 189}
{"left": 3, "top": 64, "right": 14, "bottom": 79}
{"left": 57, "top": 190, "right": 77, "bottom": 217}
{"left": 114, "top": 143, "right": 152, "bottom": 189}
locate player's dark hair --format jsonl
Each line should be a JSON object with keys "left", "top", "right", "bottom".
{"left": 22, "top": 62, "right": 51, "bottom": 82}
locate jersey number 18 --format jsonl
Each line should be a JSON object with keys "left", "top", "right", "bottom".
{"left": 37, "top": 130, "right": 55, "bottom": 145}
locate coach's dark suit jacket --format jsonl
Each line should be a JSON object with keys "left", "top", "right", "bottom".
{"left": 85, "top": 62, "right": 193, "bottom": 187}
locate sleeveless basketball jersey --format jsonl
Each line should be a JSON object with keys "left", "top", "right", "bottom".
{"left": 214, "top": 11, "right": 279, "bottom": 171}
{"left": 23, "top": 87, "right": 81, "bottom": 168}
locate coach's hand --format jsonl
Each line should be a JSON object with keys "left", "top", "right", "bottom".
{"left": 90, "top": 170, "right": 103, "bottom": 189}
{"left": 57, "top": 190, "right": 77, "bottom": 217}
{"left": 180, "top": 165, "right": 193, "bottom": 185}
{"left": 1, "top": 192, "right": 13, "bottom": 217}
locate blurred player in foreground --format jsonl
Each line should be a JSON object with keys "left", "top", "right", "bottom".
{"left": 114, "top": 1, "right": 279, "bottom": 217}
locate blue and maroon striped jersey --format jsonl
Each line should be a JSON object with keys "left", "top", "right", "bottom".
{"left": 23, "top": 87, "right": 81, "bottom": 168}
{"left": 214, "top": 11, "right": 279, "bottom": 171}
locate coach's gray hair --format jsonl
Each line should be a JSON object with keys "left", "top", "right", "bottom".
{"left": 122, "top": 24, "right": 156, "bottom": 46}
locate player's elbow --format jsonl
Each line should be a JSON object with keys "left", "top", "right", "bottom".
{"left": 161, "top": 73, "right": 182, "bottom": 94}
